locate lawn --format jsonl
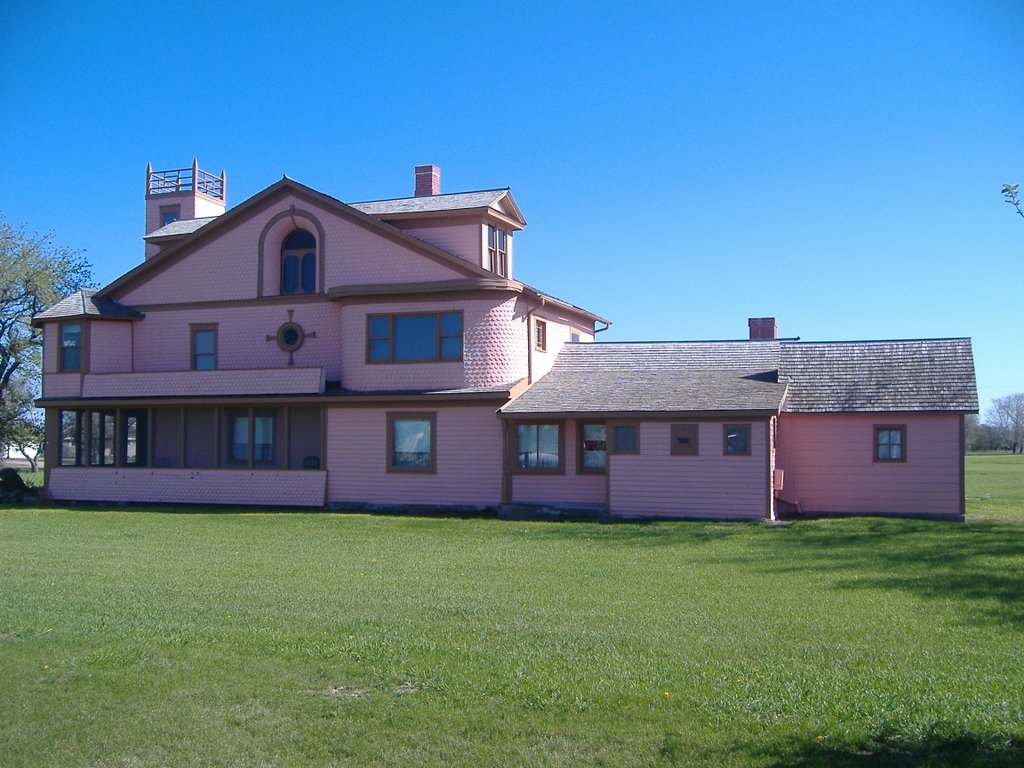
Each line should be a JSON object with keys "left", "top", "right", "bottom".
{"left": 0, "top": 456, "right": 1021, "bottom": 767}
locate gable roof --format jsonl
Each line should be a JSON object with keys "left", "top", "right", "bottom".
{"left": 501, "top": 337, "right": 978, "bottom": 417}
{"left": 779, "top": 338, "right": 978, "bottom": 413}
{"left": 350, "top": 189, "right": 525, "bottom": 226}
{"left": 32, "top": 289, "right": 143, "bottom": 325}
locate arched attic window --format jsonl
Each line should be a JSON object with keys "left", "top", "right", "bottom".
{"left": 281, "top": 230, "right": 317, "bottom": 294}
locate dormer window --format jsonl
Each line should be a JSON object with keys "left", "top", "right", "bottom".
{"left": 281, "top": 230, "right": 317, "bottom": 294}
{"left": 487, "top": 225, "right": 508, "bottom": 277}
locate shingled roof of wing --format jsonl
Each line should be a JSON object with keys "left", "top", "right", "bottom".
{"left": 779, "top": 338, "right": 978, "bottom": 412}
{"left": 502, "top": 340, "right": 789, "bottom": 414}
{"left": 349, "top": 189, "right": 509, "bottom": 215}
{"left": 33, "top": 289, "right": 143, "bottom": 323}
{"left": 144, "top": 217, "right": 218, "bottom": 239}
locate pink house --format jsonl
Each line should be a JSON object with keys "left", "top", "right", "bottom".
{"left": 35, "top": 162, "right": 978, "bottom": 520}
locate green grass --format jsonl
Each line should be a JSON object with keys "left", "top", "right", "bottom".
{"left": 0, "top": 457, "right": 1021, "bottom": 766}
{"left": 966, "top": 453, "right": 1024, "bottom": 523}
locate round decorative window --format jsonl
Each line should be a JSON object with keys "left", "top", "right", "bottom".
{"left": 276, "top": 322, "right": 305, "bottom": 353}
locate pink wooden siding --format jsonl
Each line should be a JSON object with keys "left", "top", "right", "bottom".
{"left": 609, "top": 421, "right": 769, "bottom": 519}
{"left": 81, "top": 367, "right": 323, "bottom": 398}
{"left": 129, "top": 304, "right": 342, "bottom": 379}
{"left": 89, "top": 322, "right": 133, "bottom": 373}
{"left": 326, "top": 406, "right": 503, "bottom": 506}
{"left": 122, "top": 214, "right": 268, "bottom": 304}
{"left": 90, "top": 295, "right": 526, "bottom": 393}
{"left": 511, "top": 419, "right": 606, "bottom": 506}
{"left": 401, "top": 222, "right": 483, "bottom": 266}
{"left": 529, "top": 305, "right": 594, "bottom": 381}
{"left": 47, "top": 467, "right": 327, "bottom": 506}
{"left": 43, "top": 323, "right": 58, "bottom": 373}
{"left": 776, "top": 413, "right": 962, "bottom": 516}
{"left": 768, "top": 416, "right": 778, "bottom": 520}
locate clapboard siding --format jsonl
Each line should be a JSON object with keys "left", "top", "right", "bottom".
{"left": 511, "top": 418, "right": 608, "bottom": 506}
{"left": 609, "top": 421, "right": 768, "bottom": 519}
{"left": 327, "top": 405, "right": 503, "bottom": 506}
{"left": 777, "top": 413, "right": 962, "bottom": 516}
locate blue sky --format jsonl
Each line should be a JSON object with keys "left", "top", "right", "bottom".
{"left": 1, "top": 1, "right": 1021, "bottom": 411}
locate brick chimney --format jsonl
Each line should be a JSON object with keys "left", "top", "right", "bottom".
{"left": 414, "top": 165, "right": 441, "bottom": 197}
{"left": 748, "top": 317, "right": 778, "bottom": 340}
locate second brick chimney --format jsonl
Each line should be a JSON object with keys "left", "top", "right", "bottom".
{"left": 748, "top": 317, "right": 778, "bottom": 340}
{"left": 415, "top": 165, "right": 441, "bottom": 197}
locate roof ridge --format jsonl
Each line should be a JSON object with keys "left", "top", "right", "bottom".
{"left": 568, "top": 338, "right": 794, "bottom": 345}
{"left": 783, "top": 337, "right": 971, "bottom": 345}
{"left": 349, "top": 188, "right": 508, "bottom": 205}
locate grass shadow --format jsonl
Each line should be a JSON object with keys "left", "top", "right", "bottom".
{"left": 746, "top": 518, "right": 1024, "bottom": 627}
{"left": 758, "top": 728, "right": 1023, "bottom": 767}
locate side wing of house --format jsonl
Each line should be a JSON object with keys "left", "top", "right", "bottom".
{"left": 775, "top": 339, "right": 978, "bottom": 520}
{"left": 499, "top": 342, "right": 788, "bottom": 520}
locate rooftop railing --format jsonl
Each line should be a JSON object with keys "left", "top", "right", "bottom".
{"left": 146, "top": 160, "right": 225, "bottom": 200}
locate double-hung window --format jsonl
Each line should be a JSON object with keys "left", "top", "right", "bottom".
{"left": 61, "top": 323, "right": 82, "bottom": 371}
{"left": 534, "top": 319, "right": 547, "bottom": 352}
{"left": 191, "top": 325, "right": 217, "bottom": 370}
{"left": 487, "top": 225, "right": 508, "bottom": 276}
{"left": 367, "top": 312, "right": 463, "bottom": 363}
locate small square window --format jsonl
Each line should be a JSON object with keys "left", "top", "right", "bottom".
{"left": 160, "top": 206, "right": 180, "bottom": 226}
{"left": 724, "top": 424, "right": 751, "bottom": 456}
{"left": 875, "top": 425, "right": 906, "bottom": 462}
{"left": 610, "top": 423, "right": 640, "bottom": 454}
{"left": 671, "top": 423, "right": 699, "bottom": 456}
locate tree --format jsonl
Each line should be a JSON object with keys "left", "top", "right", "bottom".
{"left": 987, "top": 393, "right": 1024, "bottom": 454}
{"left": 0, "top": 212, "right": 92, "bottom": 450}
{"left": 0, "top": 373, "right": 44, "bottom": 471}
{"left": 1001, "top": 184, "right": 1024, "bottom": 220}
